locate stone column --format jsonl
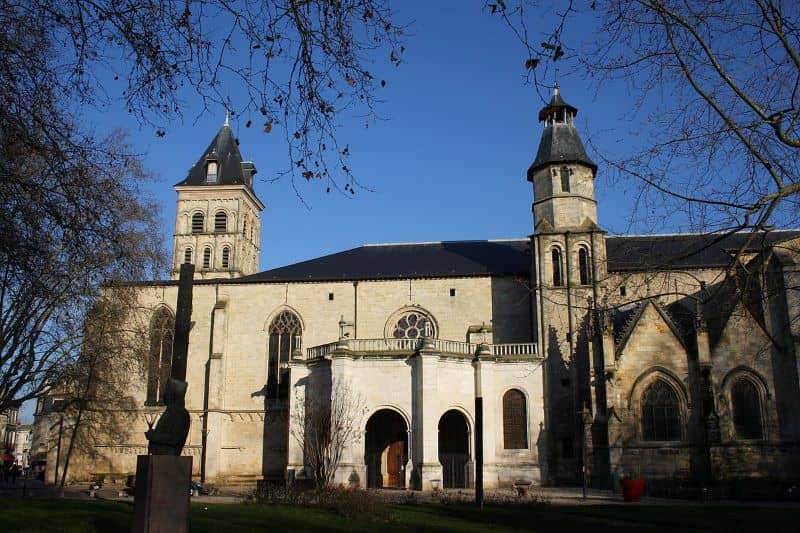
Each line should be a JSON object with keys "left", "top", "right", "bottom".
{"left": 414, "top": 337, "right": 442, "bottom": 490}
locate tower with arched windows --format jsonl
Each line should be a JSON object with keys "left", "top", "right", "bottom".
{"left": 527, "top": 86, "right": 610, "bottom": 484}
{"left": 171, "top": 115, "right": 265, "bottom": 279}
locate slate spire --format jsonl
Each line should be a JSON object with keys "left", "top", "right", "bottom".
{"left": 175, "top": 115, "right": 257, "bottom": 189}
{"left": 527, "top": 85, "right": 596, "bottom": 181}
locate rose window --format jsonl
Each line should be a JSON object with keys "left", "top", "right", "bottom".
{"left": 393, "top": 312, "right": 434, "bottom": 339}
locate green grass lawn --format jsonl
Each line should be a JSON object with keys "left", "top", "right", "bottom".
{"left": 3, "top": 498, "right": 798, "bottom": 532}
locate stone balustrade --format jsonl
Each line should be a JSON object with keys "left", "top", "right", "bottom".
{"left": 303, "top": 337, "right": 538, "bottom": 361}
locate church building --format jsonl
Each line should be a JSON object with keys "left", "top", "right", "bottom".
{"left": 53, "top": 89, "right": 800, "bottom": 492}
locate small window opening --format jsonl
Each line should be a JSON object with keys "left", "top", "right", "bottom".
{"left": 202, "top": 247, "right": 211, "bottom": 269}
{"left": 560, "top": 166, "right": 571, "bottom": 192}
{"left": 328, "top": 293, "right": 334, "bottom": 301}
{"left": 620, "top": 286, "right": 627, "bottom": 297}
{"left": 214, "top": 211, "right": 227, "bottom": 232}
{"left": 183, "top": 248, "right": 192, "bottom": 264}
{"left": 221, "top": 246, "right": 230, "bottom": 269}
{"left": 450, "top": 288, "right": 456, "bottom": 297}
{"left": 552, "top": 248, "right": 564, "bottom": 287}
{"left": 206, "top": 160, "right": 218, "bottom": 183}
{"left": 191, "top": 212, "right": 204, "bottom": 233}
{"left": 578, "top": 247, "right": 591, "bottom": 285}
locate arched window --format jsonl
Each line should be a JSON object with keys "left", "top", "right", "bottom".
{"left": 268, "top": 311, "right": 302, "bottom": 399}
{"left": 221, "top": 246, "right": 230, "bottom": 269}
{"left": 503, "top": 389, "right": 528, "bottom": 449}
{"left": 191, "top": 212, "right": 204, "bottom": 233}
{"left": 242, "top": 218, "right": 248, "bottom": 238}
{"left": 641, "top": 380, "right": 682, "bottom": 441}
{"left": 206, "top": 160, "right": 218, "bottom": 183}
{"left": 732, "top": 378, "right": 763, "bottom": 439}
{"left": 183, "top": 248, "right": 193, "bottom": 264}
{"left": 214, "top": 211, "right": 227, "bottom": 232}
{"left": 147, "top": 308, "right": 174, "bottom": 405}
{"left": 392, "top": 310, "right": 435, "bottom": 339}
{"left": 202, "top": 247, "right": 212, "bottom": 269}
{"left": 551, "top": 248, "right": 564, "bottom": 287}
{"left": 578, "top": 247, "right": 591, "bottom": 285}
{"left": 560, "top": 166, "right": 571, "bottom": 192}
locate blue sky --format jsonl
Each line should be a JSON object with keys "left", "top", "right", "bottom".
{"left": 77, "top": 0, "right": 654, "bottom": 278}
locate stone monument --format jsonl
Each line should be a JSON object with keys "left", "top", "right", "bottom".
{"left": 132, "top": 263, "right": 194, "bottom": 533}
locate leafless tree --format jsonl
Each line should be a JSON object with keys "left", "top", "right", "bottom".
{"left": 3, "top": 0, "right": 405, "bottom": 192}
{"left": 290, "top": 379, "right": 365, "bottom": 491}
{"left": 489, "top": 1, "right": 799, "bottom": 258}
{"left": 51, "top": 288, "right": 151, "bottom": 491}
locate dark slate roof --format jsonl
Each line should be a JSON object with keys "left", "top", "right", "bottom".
{"left": 527, "top": 123, "right": 597, "bottom": 177}
{"left": 537, "top": 89, "right": 579, "bottom": 122}
{"left": 224, "top": 230, "right": 799, "bottom": 285}
{"left": 605, "top": 230, "right": 800, "bottom": 272}
{"left": 241, "top": 240, "right": 531, "bottom": 282}
{"left": 175, "top": 124, "right": 257, "bottom": 190}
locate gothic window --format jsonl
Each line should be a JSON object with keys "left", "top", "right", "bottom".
{"left": 551, "top": 248, "right": 564, "bottom": 287}
{"left": 191, "top": 212, "right": 204, "bottom": 233}
{"left": 221, "top": 246, "right": 230, "bottom": 269}
{"left": 206, "top": 160, "right": 218, "bottom": 183}
{"left": 202, "top": 247, "right": 212, "bottom": 269}
{"left": 560, "top": 166, "right": 571, "bottom": 192}
{"left": 392, "top": 311, "right": 435, "bottom": 339}
{"left": 732, "top": 378, "right": 763, "bottom": 440}
{"left": 503, "top": 389, "right": 528, "bottom": 449}
{"left": 641, "top": 380, "right": 682, "bottom": 441}
{"left": 183, "top": 248, "right": 193, "bottom": 264}
{"left": 147, "top": 308, "right": 174, "bottom": 405}
{"left": 268, "top": 311, "right": 302, "bottom": 399}
{"left": 578, "top": 246, "right": 591, "bottom": 285}
{"left": 214, "top": 211, "right": 227, "bottom": 232}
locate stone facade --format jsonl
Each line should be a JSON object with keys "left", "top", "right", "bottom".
{"left": 41, "top": 91, "right": 800, "bottom": 494}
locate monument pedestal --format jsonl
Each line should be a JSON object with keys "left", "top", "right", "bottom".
{"left": 132, "top": 455, "right": 192, "bottom": 533}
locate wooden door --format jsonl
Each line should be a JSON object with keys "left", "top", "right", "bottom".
{"left": 385, "top": 440, "right": 404, "bottom": 488}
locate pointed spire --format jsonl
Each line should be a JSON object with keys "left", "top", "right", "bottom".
{"left": 224, "top": 110, "right": 230, "bottom": 127}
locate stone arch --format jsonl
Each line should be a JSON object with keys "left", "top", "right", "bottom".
{"left": 384, "top": 305, "right": 439, "bottom": 340}
{"left": 263, "top": 304, "right": 306, "bottom": 334}
{"left": 501, "top": 387, "right": 529, "bottom": 449}
{"left": 190, "top": 210, "right": 206, "bottom": 233}
{"left": 549, "top": 243, "right": 565, "bottom": 287}
{"left": 364, "top": 407, "right": 409, "bottom": 489}
{"left": 264, "top": 307, "right": 304, "bottom": 400}
{"left": 629, "top": 368, "right": 688, "bottom": 441}
{"left": 147, "top": 305, "right": 175, "bottom": 406}
{"left": 438, "top": 409, "right": 471, "bottom": 488}
{"left": 722, "top": 367, "right": 769, "bottom": 440}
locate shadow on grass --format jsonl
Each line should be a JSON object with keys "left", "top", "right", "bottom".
{"left": 3, "top": 498, "right": 799, "bottom": 533}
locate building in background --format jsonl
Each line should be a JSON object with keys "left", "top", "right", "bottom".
{"left": 39, "top": 89, "right": 800, "bottom": 494}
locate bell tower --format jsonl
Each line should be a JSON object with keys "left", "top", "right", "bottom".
{"left": 527, "top": 86, "right": 609, "bottom": 486}
{"left": 172, "top": 115, "right": 265, "bottom": 280}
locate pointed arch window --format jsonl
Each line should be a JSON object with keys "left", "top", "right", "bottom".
{"left": 732, "top": 378, "right": 763, "bottom": 440}
{"left": 214, "top": 211, "right": 227, "bottom": 232}
{"left": 578, "top": 247, "right": 591, "bottom": 285}
{"left": 551, "top": 248, "right": 564, "bottom": 287}
{"left": 641, "top": 380, "right": 681, "bottom": 441}
{"left": 268, "top": 311, "right": 302, "bottom": 399}
{"left": 191, "top": 212, "right": 204, "bottom": 233}
{"left": 147, "top": 308, "right": 174, "bottom": 405}
{"left": 202, "top": 247, "right": 212, "bottom": 269}
{"left": 221, "top": 246, "right": 230, "bottom": 269}
{"left": 183, "top": 248, "right": 193, "bottom": 264}
{"left": 503, "top": 389, "right": 528, "bottom": 449}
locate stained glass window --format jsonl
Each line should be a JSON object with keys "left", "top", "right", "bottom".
{"left": 642, "top": 380, "right": 681, "bottom": 441}
{"left": 393, "top": 311, "right": 434, "bottom": 339}
{"left": 147, "top": 308, "right": 174, "bottom": 405}
{"left": 268, "top": 311, "right": 302, "bottom": 399}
